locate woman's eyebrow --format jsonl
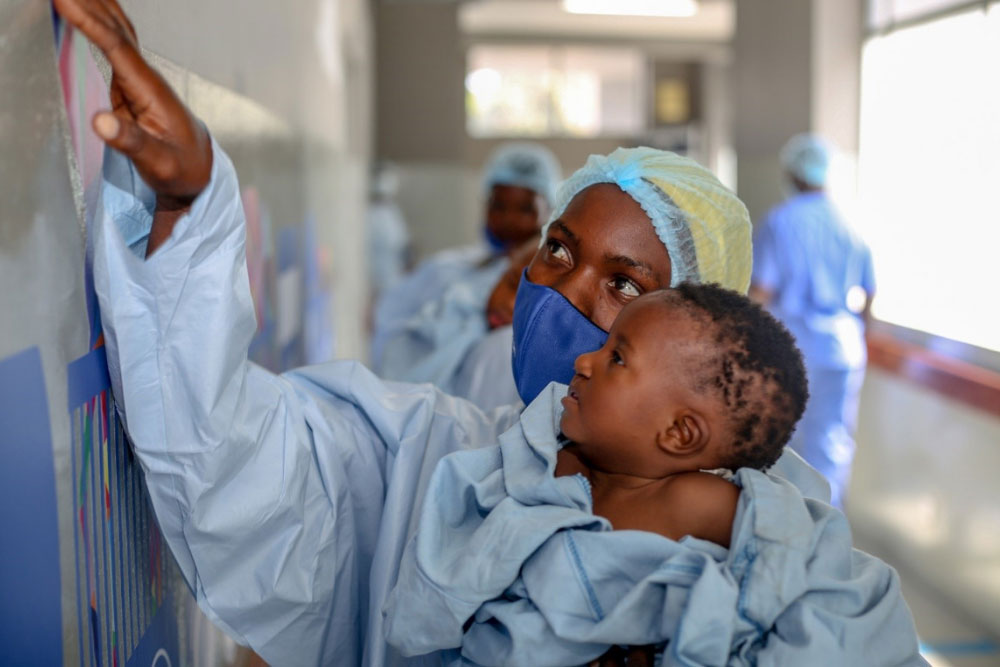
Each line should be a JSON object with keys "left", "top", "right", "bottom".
{"left": 604, "top": 253, "right": 655, "bottom": 279}
{"left": 551, "top": 220, "right": 579, "bottom": 245}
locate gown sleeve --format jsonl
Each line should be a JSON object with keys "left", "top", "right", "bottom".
{"left": 93, "top": 140, "right": 520, "bottom": 666}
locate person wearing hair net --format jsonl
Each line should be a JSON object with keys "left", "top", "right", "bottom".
{"left": 370, "top": 142, "right": 561, "bottom": 372}
{"left": 367, "top": 161, "right": 412, "bottom": 299}
{"left": 58, "top": 0, "right": 921, "bottom": 661}
{"left": 751, "top": 134, "right": 876, "bottom": 509}
{"left": 376, "top": 236, "right": 537, "bottom": 392}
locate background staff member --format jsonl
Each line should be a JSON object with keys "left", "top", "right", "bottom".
{"left": 751, "top": 134, "right": 876, "bottom": 508}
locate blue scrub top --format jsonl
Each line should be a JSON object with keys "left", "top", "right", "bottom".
{"left": 753, "top": 191, "right": 875, "bottom": 370}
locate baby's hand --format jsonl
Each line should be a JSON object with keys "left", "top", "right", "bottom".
{"left": 53, "top": 0, "right": 212, "bottom": 230}
{"left": 588, "top": 644, "right": 655, "bottom": 667}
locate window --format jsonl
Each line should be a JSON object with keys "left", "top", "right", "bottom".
{"left": 465, "top": 45, "right": 646, "bottom": 138}
{"left": 857, "top": 5, "right": 1000, "bottom": 353}
{"left": 868, "top": 0, "right": 983, "bottom": 30}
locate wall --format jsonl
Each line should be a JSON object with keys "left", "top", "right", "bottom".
{"left": 375, "top": 2, "right": 472, "bottom": 257}
{"left": 0, "top": 0, "right": 372, "bottom": 664}
{"left": 732, "top": 0, "right": 862, "bottom": 222}
{"left": 126, "top": 0, "right": 374, "bottom": 361}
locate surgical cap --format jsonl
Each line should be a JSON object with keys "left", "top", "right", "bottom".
{"left": 371, "top": 161, "right": 400, "bottom": 198}
{"left": 483, "top": 143, "right": 562, "bottom": 207}
{"left": 542, "top": 147, "right": 752, "bottom": 293}
{"left": 780, "top": 133, "right": 831, "bottom": 188}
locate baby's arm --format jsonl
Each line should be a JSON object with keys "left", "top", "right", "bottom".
{"left": 656, "top": 472, "right": 740, "bottom": 548}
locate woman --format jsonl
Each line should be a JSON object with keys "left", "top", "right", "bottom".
{"left": 57, "top": 0, "right": 921, "bottom": 665}
{"left": 370, "top": 141, "right": 561, "bottom": 372}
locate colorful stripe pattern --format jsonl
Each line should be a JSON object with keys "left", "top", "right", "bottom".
{"left": 69, "top": 358, "right": 167, "bottom": 667}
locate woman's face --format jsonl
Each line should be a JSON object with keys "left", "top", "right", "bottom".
{"left": 526, "top": 183, "right": 672, "bottom": 331}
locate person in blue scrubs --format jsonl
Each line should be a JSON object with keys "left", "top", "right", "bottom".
{"left": 370, "top": 142, "right": 561, "bottom": 372}
{"left": 55, "top": 1, "right": 918, "bottom": 664}
{"left": 751, "top": 134, "right": 876, "bottom": 508}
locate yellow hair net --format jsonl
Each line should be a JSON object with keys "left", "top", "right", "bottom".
{"left": 541, "top": 147, "right": 752, "bottom": 294}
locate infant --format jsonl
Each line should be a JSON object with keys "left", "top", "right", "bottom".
{"left": 555, "top": 282, "right": 808, "bottom": 548}
{"left": 385, "top": 283, "right": 823, "bottom": 666}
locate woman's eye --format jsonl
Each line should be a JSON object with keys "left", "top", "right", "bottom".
{"left": 611, "top": 276, "right": 641, "bottom": 298}
{"left": 546, "top": 240, "right": 570, "bottom": 263}
{"left": 611, "top": 349, "right": 625, "bottom": 366}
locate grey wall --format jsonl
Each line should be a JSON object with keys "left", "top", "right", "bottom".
{"left": 374, "top": 2, "right": 475, "bottom": 257}
{"left": 732, "top": 0, "right": 863, "bottom": 222}
{"left": 376, "top": 3, "right": 466, "bottom": 162}
{"left": 732, "top": 0, "right": 814, "bottom": 222}
{"left": 125, "top": 0, "right": 374, "bottom": 360}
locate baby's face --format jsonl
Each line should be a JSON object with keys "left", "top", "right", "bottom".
{"left": 559, "top": 294, "right": 722, "bottom": 476}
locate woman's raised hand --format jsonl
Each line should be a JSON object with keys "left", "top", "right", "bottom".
{"left": 53, "top": 0, "right": 212, "bottom": 218}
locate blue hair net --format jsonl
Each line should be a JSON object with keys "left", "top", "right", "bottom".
{"left": 541, "top": 147, "right": 752, "bottom": 293}
{"left": 482, "top": 143, "right": 562, "bottom": 206}
{"left": 780, "top": 133, "right": 831, "bottom": 188}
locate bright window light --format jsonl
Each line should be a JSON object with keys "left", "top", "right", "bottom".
{"left": 562, "top": 0, "right": 698, "bottom": 18}
{"left": 858, "top": 8, "right": 1000, "bottom": 352}
{"left": 465, "top": 46, "right": 645, "bottom": 138}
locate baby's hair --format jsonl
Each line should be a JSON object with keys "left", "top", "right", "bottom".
{"left": 657, "top": 283, "right": 808, "bottom": 471}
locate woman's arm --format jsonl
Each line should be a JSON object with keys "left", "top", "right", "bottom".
{"left": 60, "top": 1, "right": 522, "bottom": 663}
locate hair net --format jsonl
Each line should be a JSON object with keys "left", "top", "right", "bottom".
{"left": 541, "top": 147, "right": 752, "bottom": 293}
{"left": 482, "top": 142, "right": 562, "bottom": 206}
{"left": 371, "top": 161, "right": 401, "bottom": 199}
{"left": 780, "top": 133, "right": 831, "bottom": 188}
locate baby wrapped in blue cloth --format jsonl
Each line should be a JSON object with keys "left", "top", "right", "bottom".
{"left": 383, "top": 284, "right": 924, "bottom": 666}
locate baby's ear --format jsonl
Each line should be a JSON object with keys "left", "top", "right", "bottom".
{"left": 657, "top": 411, "right": 711, "bottom": 457}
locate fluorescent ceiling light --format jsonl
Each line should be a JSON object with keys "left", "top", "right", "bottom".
{"left": 562, "top": 0, "right": 698, "bottom": 18}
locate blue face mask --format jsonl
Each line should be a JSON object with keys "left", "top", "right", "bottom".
{"left": 511, "top": 270, "right": 609, "bottom": 404}
{"left": 484, "top": 226, "right": 506, "bottom": 253}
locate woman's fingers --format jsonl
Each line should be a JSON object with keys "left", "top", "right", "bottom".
{"left": 53, "top": 0, "right": 122, "bottom": 53}
{"left": 54, "top": 0, "right": 153, "bottom": 110}
{"left": 57, "top": 0, "right": 212, "bottom": 243}
{"left": 95, "top": 0, "right": 138, "bottom": 43}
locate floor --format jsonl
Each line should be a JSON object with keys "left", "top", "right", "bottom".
{"left": 854, "top": 515, "right": 1000, "bottom": 667}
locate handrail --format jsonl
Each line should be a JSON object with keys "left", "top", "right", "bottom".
{"left": 866, "top": 331, "right": 1000, "bottom": 419}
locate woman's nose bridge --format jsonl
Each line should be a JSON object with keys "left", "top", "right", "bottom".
{"left": 553, "top": 264, "right": 598, "bottom": 319}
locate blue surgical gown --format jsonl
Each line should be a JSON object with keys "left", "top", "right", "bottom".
{"left": 94, "top": 140, "right": 855, "bottom": 666}
{"left": 753, "top": 192, "right": 875, "bottom": 506}
{"left": 371, "top": 242, "right": 507, "bottom": 373}
{"left": 385, "top": 385, "right": 926, "bottom": 666}
{"left": 367, "top": 200, "right": 411, "bottom": 297}
{"left": 377, "top": 264, "right": 506, "bottom": 387}
{"left": 451, "top": 325, "right": 521, "bottom": 411}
